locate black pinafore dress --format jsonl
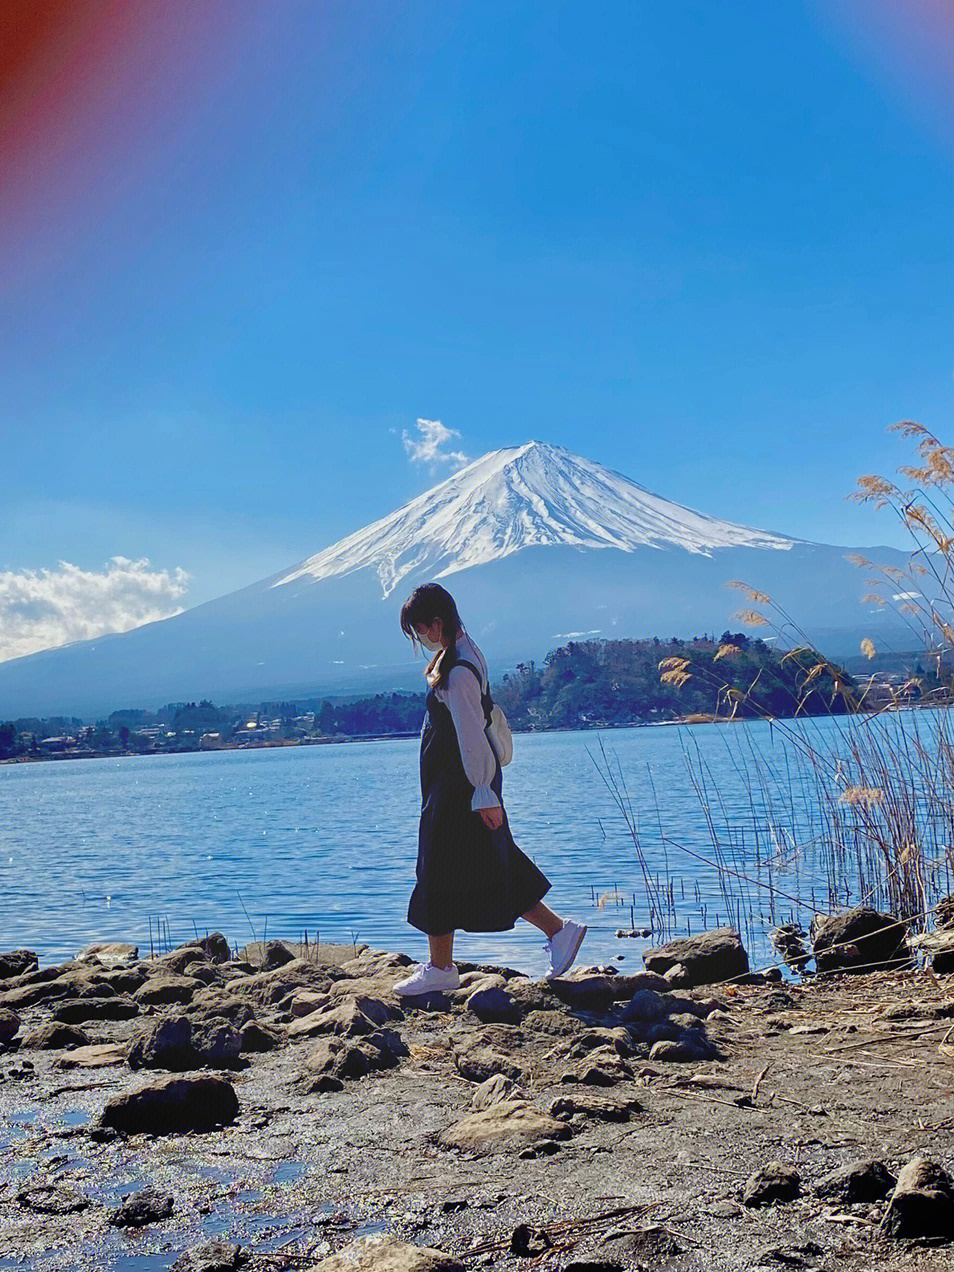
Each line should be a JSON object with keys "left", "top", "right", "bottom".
{"left": 408, "top": 655, "right": 551, "bottom": 936}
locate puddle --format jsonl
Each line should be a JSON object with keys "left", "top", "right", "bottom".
{"left": 250, "top": 1221, "right": 313, "bottom": 1252}
{"left": 271, "top": 1160, "right": 308, "bottom": 1185}
{"left": 60, "top": 1110, "right": 90, "bottom": 1128}
{"left": 9, "top": 1110, "right": 40, "bottom": 1126}
{"left": 200, "top": 1212, "right": 231, "bottom": 1236}
{"left": 110, "top": 1256, "right": 176, "bottom": 1272}
{"left": 354, "top": 1219, "right": 388, "bottom": 1238}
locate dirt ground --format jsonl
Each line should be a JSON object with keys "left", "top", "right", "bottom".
{"left": 1, "top": 946, "right": 953, "bottom": 1272}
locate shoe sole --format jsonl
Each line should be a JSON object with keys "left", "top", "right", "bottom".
{"left": 395, "top": 982, "right": 459, "bottom": 997}
{"left": 547, "top": 924, "right": 587, "bottom": 979}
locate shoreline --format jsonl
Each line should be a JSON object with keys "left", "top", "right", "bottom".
{"left": 1, "top": 927, "right": 953, "bottom": 1269}
{"left": 0, "top": 710, "right": 826, "bottom": 770}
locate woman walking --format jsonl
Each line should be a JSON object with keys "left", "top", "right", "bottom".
{"left": 394, "top": 582, "right": 586, "bottom": 997}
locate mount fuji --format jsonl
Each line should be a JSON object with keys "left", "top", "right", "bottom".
{"left": 0, "top": 442, "right": 909, "bottom": 717}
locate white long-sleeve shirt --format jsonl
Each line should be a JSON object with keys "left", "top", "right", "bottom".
{"left": 434, "top": 631, "right": 501, "bottom": 812}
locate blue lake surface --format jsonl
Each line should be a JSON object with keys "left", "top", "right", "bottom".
{"left": 0, "top": 716, "right": 920, "bottom": 976}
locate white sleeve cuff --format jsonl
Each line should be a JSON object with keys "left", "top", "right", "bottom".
{"left": 471, "top": 786, "right": 501, "bottom": 811}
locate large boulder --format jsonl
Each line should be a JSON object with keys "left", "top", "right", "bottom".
{"left": 546, "top": 971, "right": 659, "bottom": 1011}
{"left": 438, "top": 1100, "right": 572, "bottom": 1155}
{"left": 643, "top": 928, "right": 749, "bottom": 987}
{"left": 454, "top": 1043, "right": 523, "bottom": 1083}
{"left": 134, "top": 975, "right": 201, "bottom": 1006}
{"left": 287, "top": 997, "right": 389, "bottom": 1040}
{"left": 54, "top": 1043, "right": 127, "bottom": 1070}
{"left": 194, "top": 933, "right": 231, "bottom": 964}
{"left": 128, "top": 1014, "right": 243, "bottom": 1070}
{"left": 303, "top": 1029, "right": 407, "bottom": 1091}
{"left": 311, "top": 1235, "right": 463, "bottom": 1271}
{"left": 99, "top": 1073, "right": 238, "bottom": 1135}
{"left": 21, "top": 1022, "right": 90, "bottom": 1050}
{"left": 811, "top": 907, "right": 909, "bottom": 974}
{"left": 881, "top": 1157, "right": 954, "bottom": 1240}
{"left": 814, "top": 1159, "right": 896, "bottom": 1204}
{"left": 52, "top": 996, "right": 139, "bottom": 1024}
{"left": 464, "top": 985, "right": 522, "bottom": 1024}
{"left": 0, "top": 949, "right": 38, "bottom": 980}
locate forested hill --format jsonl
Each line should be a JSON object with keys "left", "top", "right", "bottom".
{"left": 493, "top": 632, "right": 851, "bottom": 730}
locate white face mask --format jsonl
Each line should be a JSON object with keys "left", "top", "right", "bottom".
{"left": 419, "top": 633, "right": 442, "bottom": 652}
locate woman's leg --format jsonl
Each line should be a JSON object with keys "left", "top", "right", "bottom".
{"left": 521, "top": 901, "right": 564, "bottom": 939}
{"left": 428, "top": 932, "right": 455, "bottom": 968}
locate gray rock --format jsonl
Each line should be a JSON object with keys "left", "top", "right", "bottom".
{"left": 742, "top": 1162, "right": 801, "bottom": 1207}
{"left": 99, "top": 1073, "right": 239, "bottom": 1136}
{"left": 549, "top": 1091, "right": 641, "bottom": 1122}
{"left": 21, "top": 1022, "right": 90, "bottom": 1050}
{"left": 559, "top": 1048, "right": 632, "bottom": 1085}
{"left": 811, "top": 907, "right": 909, "bottom": 974}
{"left": 454, "top": 1044, "right": 523, "bottom": 1083}
{"left": 881, "top": 1156, "right": 954, "bottom": 1240}
{"left": 663, "top": 963, "right": 692, "bottom": 988}
{"left": 155, "top": 946, "right": 209, "bottom": 976}
{"left": 52, "top": 996, "right": 139, "bottom": 1024}
{"left": 1, "top": 977, "right": 73, "bottom": 1010}
{"left": 311, "top": 1235, "right": 463, "bottom": 1271}
{"left": 239, "top": 1020, "right": 281, "bottom": 1052}
{"left": 620, "top": 989, "right": 670, "bottom": 1023}
{"left": 648, "top": 1035, "right": 715, "bottom": 1062}
{"left": 471, "top": 1073, "right": 522, "bottom": 1110}
{"left": 110, "top": 1185, "right": 175, "bottom": 1228}
{"left": 303, "top": 1028, "right": 406, "bottom": 1092}
{"left": 128, "top": 1014, "right": 243, "bottom": 1070}
{"left": 17, "top": 1181, "right": 89, "bottom": 1214}
{"left": 95, "top": 965, "right": 149, "bottom": 993}
{"left": 134, "top": 975, "right": 201, "bottom": 1006}
{"left": 814, "top": 1158, "right": 896, "bottom": 1203}
{"left": 172, "top": 1239, "right": 244, "bottom": 1272}
{"left": 465, "top": 985, "right": 522, "bottom": 1024}
{"left": 438, "top": 1100, "right": 572, "bottom": 1155}
{"left": 196, "top": 932, "right": 231, "bottom": 964}
{"left": 0, "top": 949, "right": 38, "bottom": 980}
{"left": 261, "top": 940, "right": 296, "bottom": 970}
{"left": 0, "top": 1007, "right": 20, "bottom": 1043}
{"left": 287, "top": 997, "right": 383, "bottom": 1040}
{"left": 76, "top": 941, "right": 138, "bottom": 967}
{"left": 546, "top": 972, "right": 648, "bottom": 1010}
{"left": 643, "top": 928, "right": 749, "bottom": 987}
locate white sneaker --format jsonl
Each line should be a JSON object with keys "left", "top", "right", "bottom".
{"left": 393, "top": 961, "right": 460, "bottom": 997}
{"left": 544, "top": 919, "right": 587, "bottom": 979}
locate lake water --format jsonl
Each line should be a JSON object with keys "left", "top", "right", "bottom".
{"left": 0, "top": 716, "right": 934, "bottom": 977}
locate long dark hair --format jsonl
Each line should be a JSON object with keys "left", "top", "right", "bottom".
{"left": 400, "top": 583, "right": 463, "bottom": 689}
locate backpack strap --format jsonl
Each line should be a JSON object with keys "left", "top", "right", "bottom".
{"left": 452, "top": 659, "right": 494, "bottom": 728}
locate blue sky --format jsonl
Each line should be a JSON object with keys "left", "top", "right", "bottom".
{"left": 1, "top": 0, "right": 951, "bottom": 654}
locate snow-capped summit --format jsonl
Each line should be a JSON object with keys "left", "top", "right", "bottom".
{"left": 275, "top": 441, "right": 796, "bottom": 597}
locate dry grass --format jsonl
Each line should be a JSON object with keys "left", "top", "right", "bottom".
{"left": 651, "top": 424, "right": 954, "bottom": 930}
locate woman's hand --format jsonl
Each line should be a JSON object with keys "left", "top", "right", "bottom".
{"left": 479, "top": 806, "right": 504, "bottom": 830}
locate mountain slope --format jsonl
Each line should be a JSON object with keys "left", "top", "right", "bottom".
{"left": 275, "top": 441, "right": 796, "bottom": 596}
{"left": 0, "top": 443, "right": 910, "bottom": 718}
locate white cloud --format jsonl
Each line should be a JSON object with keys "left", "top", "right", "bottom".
{"left": 401, "top": 418, "right": 469, "bottom": 469}
{"left": 0, "top": 557, "right": 190, "bottom": 663}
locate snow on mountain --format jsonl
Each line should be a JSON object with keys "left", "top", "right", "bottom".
{"left": 275, "top": 441, "right": 797, "bottom": 597}
{"left": 0, "top": 441, "right": 909, "bottom": 717}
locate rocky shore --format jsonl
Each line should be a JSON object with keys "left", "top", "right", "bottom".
{"left": 1, "top": 920, "right": 954, "bottom": 1271}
